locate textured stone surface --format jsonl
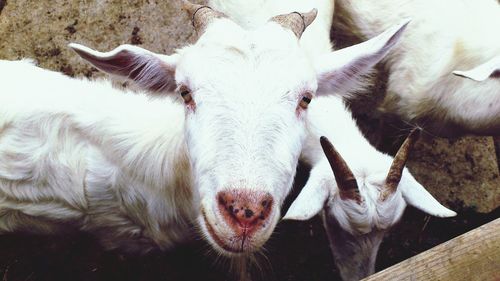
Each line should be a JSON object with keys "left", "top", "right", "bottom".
{"left": 0, "top": 0, "right": 195, "bottom": 78}
{"left": 408, "top": 136, "right": 500, "bottom": 213}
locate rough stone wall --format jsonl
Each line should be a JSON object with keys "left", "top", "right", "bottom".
{"left": 0, "top": 0, "right": 498, "bottom": 217}
{"left": 409, "top": 137, "right": 499, "bottom": 213}
{"left": 0, "top": 0, "right": 194, "bottom": 77}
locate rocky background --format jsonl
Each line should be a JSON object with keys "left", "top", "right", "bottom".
{"left": 0, "top": 1, "right": 498, "bottom": 281}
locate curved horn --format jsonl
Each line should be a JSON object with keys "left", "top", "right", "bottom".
{"left": 181, "top": 1, "right": 226, "bottom": 36}
{"left": 320, "top": 136, "right": 361, "bottom": 203}
{"left": 382, "top": 129, "right": 421, "bottom": 200}
{"left": 269, "top": 9, "right": 318, "bottom": 38}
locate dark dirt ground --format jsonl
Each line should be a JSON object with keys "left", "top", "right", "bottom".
{"left": 0, "top": 164, "right": 498, "bottom": 281}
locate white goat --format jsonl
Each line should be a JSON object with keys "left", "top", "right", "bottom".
{"left": 209, "top": 0, "right": 457, "bottom": 279}
{"left": 333, "top": 0, "right": 500, "bottom": 136}
{"left": 0, "top": 2, "right": 407, "bottom": 257}
{"left": 284, "top": 99, "right": 456, "bottom": 280}
{"left": 0, "top": 59, "right": 193, "bottom": 254}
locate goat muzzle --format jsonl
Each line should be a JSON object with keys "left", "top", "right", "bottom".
{"left": 320, "top": 136, "right": 361, "bottom": 203}
{"left": 269, "top": 9, "right": 318, "bottom": 38}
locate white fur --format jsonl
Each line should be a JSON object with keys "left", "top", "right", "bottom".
{"left": 209, "top": 0, "right": 335, "bottom": 58}
{"left": 207, "top": 0, "right": 456, "bottom": 279}
{"left": 0, "top": 59, "right": 193, "bottom": 253}
{"left": 453, "top": 55, "right": 500, "bottom": 81}
{"left": 228, "top": 1, "right": 465, "bottom": 280}
{"left": 334, "top": 0, "right": 500, "bottom": 136}
{"left": 285, "top": 96, "right": 456, "bottom": 280}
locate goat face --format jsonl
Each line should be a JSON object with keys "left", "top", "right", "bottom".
{"left": 69, "top": 3, "right": 410, "bottom": 256}
{"left": 284, "top": 130, "right": 456, "bottom": 280}
{"left": 178, "top": 8, "right": 319, "bottom": 255}
{"left": 69, "top": 10, "right": 315, "bottom": 255}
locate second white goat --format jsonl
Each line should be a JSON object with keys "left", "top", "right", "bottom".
{"left": 333, "top": 0, "right": 500, "bottom": 136}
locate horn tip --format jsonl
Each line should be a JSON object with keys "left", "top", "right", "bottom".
{"left": 304, "top": 8, "right": 318, "bottom": 24}
{"left": 320, "top": 136, "right": 336, "bottom": 156}
{"left": 320, "top": 136, "right": 331, "bottom": 147}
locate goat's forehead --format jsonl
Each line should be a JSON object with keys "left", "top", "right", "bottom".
{"left": 175, "top": 21, "right": 315, "bottom": 92}
{"left": 197, "top": 19, "right": 302, "bottom": 51}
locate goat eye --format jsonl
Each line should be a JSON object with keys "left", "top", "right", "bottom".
{"left": 299, "top": 93, "right": 312, "bottom": 109}
{"left": 181, "top": 90, "right": 192, "bottom": 103}
{"left": 179, "top": 86, "right": 193, "bottom": 104}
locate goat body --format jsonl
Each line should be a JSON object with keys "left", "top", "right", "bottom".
{"left": 334, "top": 0, "right": 500, "bottom": 136}
{"left": 0, "top": 60, "right": 194, "bottom": 253}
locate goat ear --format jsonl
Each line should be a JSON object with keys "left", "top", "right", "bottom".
{"left": 315, "top": 19, "right": 410, "bottom": 95}
{"left": 400, "top": 173, "right": 457, "bottom": 218}
{"left": 283, "top": 164, "right": 331, "bottom": 221}
{"left": 453, "top": 56, "right": 500, "bottom": 81}
{"left": 69, "top": 43, "right": 178, "bottom": 93}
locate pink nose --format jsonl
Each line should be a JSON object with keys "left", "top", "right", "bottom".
{"left": 217, "top": 190, "right": 273, "bottom": 232}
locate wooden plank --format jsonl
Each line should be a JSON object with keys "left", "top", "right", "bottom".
{"left": 362, "top": 218, "right": 500, "bottom": 281}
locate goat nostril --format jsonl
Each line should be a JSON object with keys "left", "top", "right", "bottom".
{"left": 218, "top": 195, "right": 226, "bottom": 206}
{"left": 217, "top": 190, "right": 273, "bottom": 229}
{"left": 244, "top": 209, "right": 254, "bottom": 218}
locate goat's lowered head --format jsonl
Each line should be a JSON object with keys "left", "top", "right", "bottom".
{"left": 68, "top": 2, "right": 410, "bottom": 256}
{"left": 284, "top": 130, "right": 456, "bottom": 280}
